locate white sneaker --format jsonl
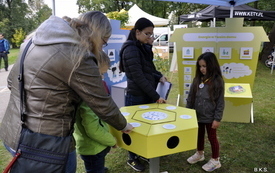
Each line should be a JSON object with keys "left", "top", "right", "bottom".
{"left": 187, "top": 152, "right": 205, "bottom": 164}
{"left": 202, "top": 158, "right": 221, "bottom": 172}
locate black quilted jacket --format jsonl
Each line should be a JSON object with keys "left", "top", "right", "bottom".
{"left": 119, "top": 40, "right": 162, "bottom": 102}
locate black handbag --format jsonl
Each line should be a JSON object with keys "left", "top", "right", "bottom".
{"left": 3, "top": 40, "right": 75, "bottom": 173}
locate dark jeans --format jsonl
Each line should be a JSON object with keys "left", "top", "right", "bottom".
{"left": 0, "top": 53, "right": 8, "bottom": 70}
{"left": 125, "top": 93, "right": 154, "bottom": 107}
{"left": 80, "top": 147, "right": 111, "bottom": 173}
{"left": 125, "top": 93, "right": 154, "bottom": 160}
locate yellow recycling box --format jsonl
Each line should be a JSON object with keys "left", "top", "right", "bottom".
{"left": 109, "top": 103, "right": 198, "bottom": 159}
{"left": 223, "top": 83, "right": 253, "bottom": 123}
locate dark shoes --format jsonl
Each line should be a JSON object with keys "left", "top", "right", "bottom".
{"left": 5, "top": 68, "right": 8, "bottom": 71}
{"left": 127, "top": 159, "right": 145, "bottom": 172}
{"left": 139, "top": 156, "right": 150, "bottom": 163}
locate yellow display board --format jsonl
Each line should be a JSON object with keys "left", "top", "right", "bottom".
{"left": 109, "top": 103, "right": 198, "bottom": 159}
{"left": 170, "top": 18, "right": 268, "bottom": 107}
{"left": 223, "top": 83, "right": 253, "bottom": 123}
{"left": 170, "top": 18, "right": 268, "bottom": 123}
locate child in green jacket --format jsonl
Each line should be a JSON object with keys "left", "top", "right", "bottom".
{"left": 73, "top": 52, "right": 116, "bottom": 173}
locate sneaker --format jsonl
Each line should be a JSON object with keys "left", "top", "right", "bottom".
{"left": 187, "top": 152, "right": 205, "bottom": 164}
{"left": 139, "top": 156, "right": 150, "bottom": 163}
{"left": 202, "top": 158, "right": 221, "bottom": 172}
{"left": 127, "top": 159, "right": 145, "bottom": 172}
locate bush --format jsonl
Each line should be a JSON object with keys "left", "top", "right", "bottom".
{"left": 153, "top": 52, "right": 170, "bottom": 75}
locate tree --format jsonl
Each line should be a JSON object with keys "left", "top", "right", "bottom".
{"left": 246, "top": 1, "right": 275, "bottom": 33}
{"left": 106, "top": 9, "right": 129, "bottom": 27}
{"left": 77, "top": 0, "right": 132, "bottom": 13}
{"left": 0, "top": 0, "right": 51, "bottom": 48}
{"left": 28, "top": 0, "right": 52, "bottom": 25}
{"left": 76, "top": 0, "right": 207, "bottom": 25}
{"left": 12, "top": 28, "right": 26, "bottom": 47}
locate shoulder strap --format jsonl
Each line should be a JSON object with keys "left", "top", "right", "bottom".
{"left": 18, "top": 39, "right": 33, "bottom": 124}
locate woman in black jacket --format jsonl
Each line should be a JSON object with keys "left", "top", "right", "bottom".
{"left": 119, "top": 17, "right": 167, "bottom": 172}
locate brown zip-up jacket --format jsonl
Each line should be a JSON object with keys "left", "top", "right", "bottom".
{"left": 0, "top": 16, "right": 127, "bottom": 151}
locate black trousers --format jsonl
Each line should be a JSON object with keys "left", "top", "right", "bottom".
{"left": 0, "top": 52, "right": 8, "bottom": 70}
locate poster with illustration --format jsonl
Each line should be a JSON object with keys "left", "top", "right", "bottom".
{"left": 108, "top": 49, "right": 116, "bottom": 61}
{"left": 219, "top": 47, "right": 232, "bottom": 59}
{"left": 102, "top": 20, "right": 129, "bottom": 91}
{"left": 202, "top": 47, "right": 214, "bottom": 53}
{"left": 240, "top": 47, "right": 253, "bottom": 59}
{"left": 184, "top": 67, "right": 192, "bottom": 74}
{"left": 182, "top": 47, "right": 194, "bottom": 59}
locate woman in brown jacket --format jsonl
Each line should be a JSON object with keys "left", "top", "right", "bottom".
{"left": 0, "top": 11, "right": 133, "bottom": 173}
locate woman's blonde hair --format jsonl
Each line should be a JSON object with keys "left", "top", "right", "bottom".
{"left": 100, "top": 51, "right": 110, "bottom": 68}
{"left": 63, "top": 11, "right": 112, "bottom": 69}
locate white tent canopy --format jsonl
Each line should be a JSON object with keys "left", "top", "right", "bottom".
{"left": 126, "top": 4, "right": 170, "bottom": 27}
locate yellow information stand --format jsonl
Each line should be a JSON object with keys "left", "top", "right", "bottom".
{"left": 109, "top": 103, "right": 198, "bottom": 172}
{"left": 169, "top": 18, "right": 268, "bottom": 123}
{"left": 223, "top": 83, "right": 253, "bottom": 123}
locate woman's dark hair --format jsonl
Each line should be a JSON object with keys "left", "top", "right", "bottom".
{"left": 190, "top": 52, "right": 223, "bottom": 106}
{"left": 127, "top": 17, "right": 154, "bottom": 41}
{"left": 119, "top": 17, "right": 154, "bottom": 72}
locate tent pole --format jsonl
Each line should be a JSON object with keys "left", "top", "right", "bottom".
{"left": 213, "top": 18, "right": 216, "bottom": 27}
{"left": 52, "top": 0, "right": 56, "bottom": 16}
{"left": 230, "top": 5, "right": 233, "bottom": 18}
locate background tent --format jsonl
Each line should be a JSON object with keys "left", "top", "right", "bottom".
{"left": 180, "top": 4, "right": 275, "bottom": 22}
{"left": 125, "top": 4, "right": 170, "bottom": 27}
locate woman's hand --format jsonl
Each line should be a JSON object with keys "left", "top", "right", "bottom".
{"left": 121, "top": 123, "right": 134, "bottom": 134}
{"left": 159, "top": 76, "right": 167, "bottom": 83}
{"left": 156, "top": 97, "right": 166, "bottom": 103}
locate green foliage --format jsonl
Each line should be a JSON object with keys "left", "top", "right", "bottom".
{"left": 11, "top": 28, "right": 26, "bottom": 48}
{"left": 0, "top": 0, "right": 51, "bottom": 48}
{"left": 106, "top": 9, "right": 129, "bottom": 27}
{"left": 77, "top": 0, "right": 207, "bottom": 25}
{"left": 77, "top": 0, "right": 130, "bottom": 13}
{"left": 76, "top": 0, "right": 275, "bottom": 30}
{"left": 0, "top": 18, "right": 10, "bottom": 36}
{"left": 153, "top": 51, "right": 170, "bottom": 75}
{"left": 34, "top": 5, "right": 52, "bottom": 24}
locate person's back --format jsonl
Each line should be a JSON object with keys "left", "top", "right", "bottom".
{"left": 1, "top": 16, "right": 94, "bottom": 146}
{"left": 74, "top": 51, "right": 116, "bottom": 173}
{"left": 0, "top": 12, "right": 133, "bottom": 173}
{"left": 74, "top": 101, "right": 116, "bottom": 173}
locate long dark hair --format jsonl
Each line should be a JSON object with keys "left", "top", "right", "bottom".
{"left": 119, "top": 17, "right": 154, "bottom": 72}
{"left": 190, "top": 52, "right": 224, "bottom": 106}
{"left": 127, "top": 17, "right": 154, "bottom": 41}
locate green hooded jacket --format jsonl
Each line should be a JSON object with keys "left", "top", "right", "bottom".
{"left": 73, "top": 102, "right": 116, "bottom": 155}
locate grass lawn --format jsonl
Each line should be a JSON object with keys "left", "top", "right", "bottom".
{"left": 6, "top": 48, "right": 20, "bottom": 65}
{"left": 0, "top": 49, "right": 274, "bottom": 172}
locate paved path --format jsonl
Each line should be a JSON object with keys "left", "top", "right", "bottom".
{"left": 0, "top": 65, "right": 13, "bottom": 123}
